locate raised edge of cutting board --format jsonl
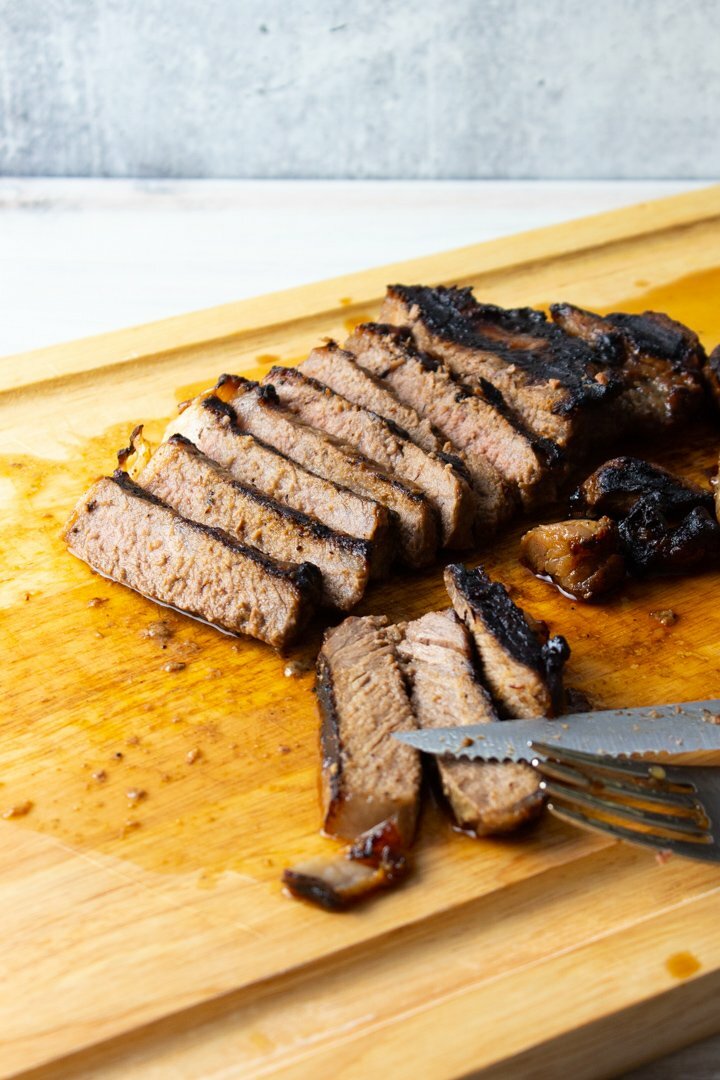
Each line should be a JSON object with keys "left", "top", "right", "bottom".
{"left": 2, "top": 184, "right": 720, "bottom": 1080}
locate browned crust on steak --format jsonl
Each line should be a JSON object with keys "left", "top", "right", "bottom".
{"left": 301, "top": 341, "right": 442, "bottom": 454}
{"left": 702, "top": 344, "right": 720, "bottom": 410}
{"left": 444, "top": 564, "right": 569, "bottom": 718}
{"left": 165, "top": 395, "right": 394, "bottom": 578}
{"left": 264, "top": 364, "right": 475, "bottom": 549}
{"left": 63, "top": 473, "right": 321, "bottom": 648}
{"left": 520, "top": 517, "right": 626, "bottom": 601}
{"left": 138, "top": 435, "right": 371, "bottom": 611}
{"left": 216, "top": 375, "right": 438, "bottom": 568}
{"left": 399, "top": 610, "right": 542, "bottom": 835}
{"left": 317, "top": 615, "right": 420, "bottom": 845}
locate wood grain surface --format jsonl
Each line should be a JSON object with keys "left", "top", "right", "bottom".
{"left": 2, "top": 185, "right": 720, "bottom": 1080}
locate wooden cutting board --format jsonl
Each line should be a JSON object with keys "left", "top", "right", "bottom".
{"left": 3, "top": 186, "right": 720, "bottom": 1080}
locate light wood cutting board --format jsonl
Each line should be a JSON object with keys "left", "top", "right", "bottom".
{"left": 3, "top": 186, "right": 720, "bottom": 1080}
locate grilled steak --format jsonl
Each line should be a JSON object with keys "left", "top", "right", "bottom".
{"left": 317, "top": 615, "right": 421, "bottom": 845}
{"left": 520, "top": 517, "right": 626, "bottom": 601}
{"left": 166, "top": 396, "right": 394, "bottom": 577}
{"left": 282, "top": 819, "right": 408, "bottom": 911}
{"left": 398, "top": 610, "right": 542, "bottom": 835}
{"left": 702, "top": 344, "right": 720, "bottom": 410}
{"left": 444, "top": 564, "right": 569, "bottom": 718}
{"left": 215, "top": 375, "right": 438, "bottom": 568}
{"left": 347, "top": 322, "right": 560, "bottom": 512}
{"left": 551, "top": 302, "right": 706, "bottom": 429}
{"left": 137, "top": 435, "right": 371, "bottom": 611}
{"left": 263, "top": 364, "right": 475, "bottom": 549}
{"left": 300, "top": 341, "right": 442, "bottom": 454}
{"left": 63, "top": 473, "right": 321, "bottom": 648}
{"left": 380, "top": 285, "right": 621, "bottom": 447}
{"left": 570, "top": 457, "right": 716, "bottom": 519}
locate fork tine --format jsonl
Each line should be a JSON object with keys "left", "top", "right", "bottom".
{"left": 549, "top": 803, "right": 719, "bottom": 863}
{"left": 535, "top": 760, "right": 702, "bottom": 814}
{"left": 541, "top": 780, "right": 708, "bottom": 837}
{"left": 530, "top": 741, "right": 698, "bottom": 791}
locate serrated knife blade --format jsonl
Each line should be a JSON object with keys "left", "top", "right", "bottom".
{"left": 393, "top": 699, "right": 720, "bottom": 762}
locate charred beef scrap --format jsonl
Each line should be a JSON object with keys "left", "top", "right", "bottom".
{"left": 263, "top": 364, "right": 475, "bottom": 549}
{"left": 520, "top": 517, "right": 626, "bottom": 601}
{"left": 551, "top": 303, "right": 706, "bottom": 429}
{"left": 380, "top": 285, "right": 622, "bottom": 447}
{"left": 214, "top": 375, "right": 438, "bottom": 569}
{"left": 317, "top": 615, "right": 421, "bottom": 846}
{"left": 166, "top": 396, "right": 394, "bottom": 579}
{"left": 137, "top": 435, "right": 371, "bottom": 611}
{"left": 283, "top": 819, "right": 408, "bottom": 911}
{"left": 63, "top": 473, "right": 321, "bottom": 648}
{"left": 300, "top": 341, "right": 442, "bottom": 454}
{"left": 702, "top": 345, "right": 720, "bottom": 410}
{"left": 347, "top": 322, "right": 560, "bottom": 513}
{"left": 398, "top": 610, "right": 542, "bottom": 835}
{"left": 445, "top": 564, "right": 569, "bottom": 719}
{"left": 571, "top": 456, "right": 720, "bottom": 575}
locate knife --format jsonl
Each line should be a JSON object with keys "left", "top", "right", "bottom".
{"left": 393, "top": 698, "right": 720, "bottom": 762}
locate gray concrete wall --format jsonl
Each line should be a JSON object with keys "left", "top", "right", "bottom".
{"left": 0, "top": 0, "right": 717, "bottom": 179}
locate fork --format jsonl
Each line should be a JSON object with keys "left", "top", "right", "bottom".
{"left": 530, "top": 741, "right": 720, "bottom": 863}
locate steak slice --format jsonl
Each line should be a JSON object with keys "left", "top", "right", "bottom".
{"left": 380, "top": 285, "right": 622, "bottom": 447}
{"left": 317, "top": 615, "right": 421, "bottom": 846}
{"left": 520, "top": 517, "right": 626, "bottom": 601}
{"left": 263, "top": 364, "right": 475, "bottom": 549}
{"left": 137, "top": 435, "right": 371, "bottom": 611}
{"left": 300, "top": 341, "right": 442, "bottom": 454}
{"left": 444, "top": 564, "right": 570, "bottom": 718}
{"left": 570, "top": 456, "right": 716, "bottom": 519}
{"left": 215, "top": 375, "right": 438, "bottom": 568}
{"left": 398, "top": 610, "right": 542, "bottom": 836}
{"left": 346, "top": 322, "right": 561, "bottom": 511}
{"left": 166, "top": 395, "right": 394, "bottom": 578}
{"left": 551, "top": 302, "right": 706, "bottom": 429}
{"left": 617, "top": 493, "right": 720, "bottom": 576}
{"left": 702, "top": 344, "right": 720, "bottom": 410}
{"left": 63, "top": 473, "right": 321, "bottom": 648}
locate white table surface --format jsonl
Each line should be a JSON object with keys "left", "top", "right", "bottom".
{"left": 3, "top": 178, "right": 719, "bottom": 1079}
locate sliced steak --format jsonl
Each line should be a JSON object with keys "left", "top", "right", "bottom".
{"left": 444, "top": 564, "right": 570, "bottom": 718}
{"left": 551, "top": 302, "right": 706, "bottom": 429}
{"left": 215, "top": 375, "right": 438, "bottom": 568}
{"left": 166, "top": 395, "right": 394, "bottom": 578}
{"left": 702, "top": 344, "right": 720, "bottom": 410}
{"left": 380, "top": 285, "right": 622, "bottom": 447}
{"left": 317, "top": 615, "right": 421, "bottom": 845}
{"left": 347, "top": 322, "right": 561, "bottom": 511}
{"left": 570, "top": 456, "right": 716, "bottom": 519}
{"left": 137, "top": 435, "right": 371, "bottom": 611}
{"left": 300, "top": 341, "right": 441, "bottom": 454}
{"left": 520, "top": 517, "right": 626, "bottom": 601}
{"left": 263, "top": 364, "right": 475, "bottom": 549}
{"left": 63, "top": 473, "right": 321, "bottom": 648}
{"left": 398, "top": 610, "right": 542, "bottom": 835}
{"left": 617, "top": 493, "right": 720, "bottom": 576}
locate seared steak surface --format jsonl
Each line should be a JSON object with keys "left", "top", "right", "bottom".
{"left": 317, "top": 615, "right": 421, "bottom": 845}
{"left": 571, "top": 456, "right": 715, "bottom": 519}
{"left": 138, "top": 435, "right": 371, "bottom": 611}
{"left": 399, "top": 610, "right": 542, "bottom": 835}
{"left": 63, "top": 473, "right": 321, "bottom": 648}
{"left": 520, "top": 517, "right": 626, "bottom": 601}
{"left": 445, "top": 564, "right": 569, "bottom": 718}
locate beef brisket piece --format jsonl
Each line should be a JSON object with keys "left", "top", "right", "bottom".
{"left": 347, "top": 322, "right": 560, "bottom": 512}
{"left": 282, "top": 819, "right": 408, "bottom": 911}
{"left": 702, "top": 344, "right": 720, "bottom": 410}
{"left": 550, "top": 302, "right": 706, "bottom": 429}
{"left": 300, "top": 341, "right": 442, "bottom": 454}
{"left": 317, "top": 615, "right": 421, "bottom": 846}
{"left": 520, "top": 517, "right": 626, "bottom": 601}
{"left": 570, "top": 457, "right": 715, "bottom": 519}
{"left": 444, "top": 564, "right": 570, "bottom": 718}
{"left": 166, "top": 396, "right": 393, "bottom": 578}
{"left": 263, "top": 364, "right": 475, "bottom": 549}
{"left": 398, "top": 610, "right": 542, "bottom": 835}
{"left": 137, "top": 435, "right": 371, "bottom": 611}
{"left": 63, "top": 473, "right": 321, "bottom": 649}
{"left": 215, "top": 375, "right": 438, "bottom": 568}
{"left": 380, "top": 285, "right": 622, "bottom": 447}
